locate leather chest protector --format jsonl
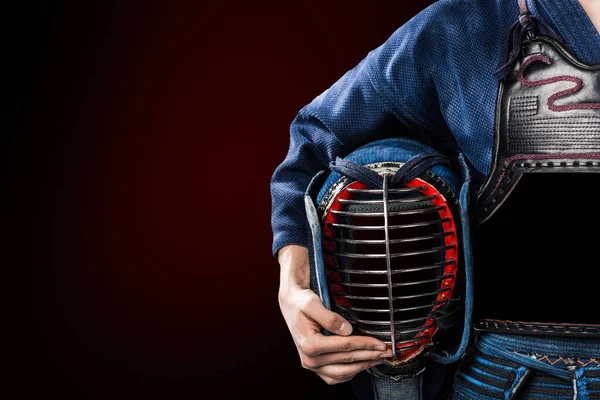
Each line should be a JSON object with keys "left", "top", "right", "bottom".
{"left": 476, "top": 8, "right": 600, "bottom": 224}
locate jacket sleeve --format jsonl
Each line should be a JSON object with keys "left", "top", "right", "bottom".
{"left": 270, "top": 3, "right": 460, "bottom": 258}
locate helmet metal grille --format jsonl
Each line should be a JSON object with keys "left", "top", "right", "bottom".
{"left": 320, "top": 170, "right": 458, "bottom": 364}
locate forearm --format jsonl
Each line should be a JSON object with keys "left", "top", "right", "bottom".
{"left": 277, "top": 245, "right": 310, "bottom": 295}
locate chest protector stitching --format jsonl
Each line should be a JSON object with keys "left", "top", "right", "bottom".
{"left": 476, "top": 26, "right": 600, "bottom": 224}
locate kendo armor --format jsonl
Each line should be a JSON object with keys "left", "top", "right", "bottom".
{"left": 304, "top": 138, "right": 474, "bottom": 400}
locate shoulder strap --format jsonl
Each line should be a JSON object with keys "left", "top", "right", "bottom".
{"left": 494, "top": 0, "right": 562, "bottom": 80}
{"left": 518, "top": 0, "right": 529, "bottom": 15}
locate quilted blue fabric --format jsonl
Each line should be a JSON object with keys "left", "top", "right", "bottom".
{"left": 270, "top": 0, "right": 600, "bottom": 257}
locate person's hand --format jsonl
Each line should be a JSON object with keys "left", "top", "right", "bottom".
{"left": 277, "top": 245, "right": 392, "bottom": 385}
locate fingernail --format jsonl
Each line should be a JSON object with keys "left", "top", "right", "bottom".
{"left": 338, "top": 322, "right": 351, "bottom": 334}
{"left": 379, "top": 352, "right": 391, "bottom": 358}
{"left": 376, "top": 344, "right": 387, "bottom": 351}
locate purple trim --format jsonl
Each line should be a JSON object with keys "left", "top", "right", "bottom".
{"left": 518, "top": 54, "right": 600, "bottom": 111}
{"left": 505, "top": 152, "right": 600, "bottom": 163}
{"left": 518, "top": 0, "right": 529, "bottom": 15}
{"left": 486, "top": 152, "right": 600, "bottom": 201}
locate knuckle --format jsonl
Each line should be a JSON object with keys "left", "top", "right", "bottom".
{"left": 297, "top": 337, "right": 308, "bottom": 353}
{"left": 323, "top": 313, "right": 339, "bottom": 330}
{"left": 300, "top": 295, "right": 318, "bottom": 313}
{"left": 300, "top": 355, "right": 316, "bottom": 369}
{"left": 299, "top": 355, "right": 309, "bottom": 369}
{"left": 297, "top": 338, "right": 317, "bottom": 356}
{"left": 341, "top": 340, "right": 353, "bottom": 352}
{"left": 302, "top": 343, "right": 318, "bottom": 357}
{"left": 342, "top": 353, "right": 355, "bottom": 363}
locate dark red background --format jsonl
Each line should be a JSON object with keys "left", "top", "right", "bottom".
{"left": 8, "top": 1, "right": 433, "bottom": 398}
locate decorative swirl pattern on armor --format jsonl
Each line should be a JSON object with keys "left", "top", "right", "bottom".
{"left": 518, "top": 54, "right": 600, "bottom": 111}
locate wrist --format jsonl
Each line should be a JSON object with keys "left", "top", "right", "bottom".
{"left": 278, "top": 245, "right": 311, "bottom": 293}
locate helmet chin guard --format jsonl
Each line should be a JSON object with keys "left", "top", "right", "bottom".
{"left": 305, "top": 138, "right": 474, "bottom": 380}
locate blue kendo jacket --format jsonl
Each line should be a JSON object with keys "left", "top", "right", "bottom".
{"left": 270, "top": 0, "right": 600, "bottom": 258}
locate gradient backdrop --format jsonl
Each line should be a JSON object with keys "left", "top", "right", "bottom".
{"left": 8, "top": 1, "right": 434, "bottom": 398}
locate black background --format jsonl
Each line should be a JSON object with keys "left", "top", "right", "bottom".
{"left": 7, "top": 1, "right": 435, "bottom": 398}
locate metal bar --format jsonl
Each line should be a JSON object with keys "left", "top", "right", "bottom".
{"left": 391, "top": 261, "right": 454, "bottom": 274}
{"left": 323, "top": 237, "right": 387, "bottom": 245}
{"left": 336, "top": 300, "right": 447, "bottom": 314}
{"left": 326, "top": 260, "right": 454, "bottom": 275}
{"left": 335, "top": 287, "right": 450, "bottom": 301}
{"left": 357, "top": 322, "right": 435, "bottom": 336}
{"left": 331, "top": 206, "right": 443, "bottom": 217}
{"left": 325, "top": 244, "right": 455, "bottom": 258}
{"left": 347, "top": 187, "right": 426, "bottom": 194}
{"left": 383, "top": 334, "right": 428, "bottom": 345}
{"left": 353, "top": 316, "right": 432, "bottom": 326}
{"left": 330, "top": 281, "right": 388, "bottom": 287}
{"left": 382, "top": 175, "right": 397, "bottom": 359}
{"left": 392, "top": 273, "right": 454, "bottom": 286}
{"left": 382, "top": 343, "right": 422, "bottom": 352}
{"left": 331, "top": 274, "right": 454, "bottom": 288}
{"left": 337, "top": 195, "right": 436, "bottom": 205}
{"left": 323, "top": 231, "right": 453, "bottom": 245}
{"left": 328, "top": 219, "right": 449, "bottom": 230}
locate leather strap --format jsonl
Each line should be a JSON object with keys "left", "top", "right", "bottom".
{"left": 518, "top": 0, "right": 528, "bottom": 15}
{"left": 475, "top": 319, "right": 600, "bottom": 338}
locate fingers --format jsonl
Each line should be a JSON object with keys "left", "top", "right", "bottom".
{"left": 301, "top": 348, "right": 393, "bottom": 369}
{"left": 300, "top": 294, "right": 352, "bottom": 335}
{"left": 278, "top": 286, "right": 392, "bottom": 386}
{"left": 297, "top": 294, "right": 387, "bottom": 352}
{"left": 315, "top": 360, "right": 384, "bottom": 385}
{"left": 296, "top": 325, "right": 389, "bottom": 356}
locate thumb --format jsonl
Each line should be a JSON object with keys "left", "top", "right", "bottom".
{"left": 302, "top": 293, "right": 353, "bottom": 335}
